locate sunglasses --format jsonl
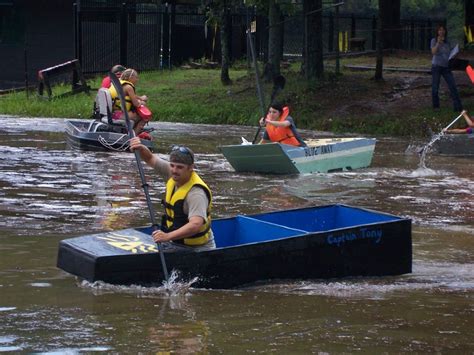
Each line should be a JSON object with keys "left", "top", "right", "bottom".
{"left": 171, "top": 145, "right": 194, "bottom": 163}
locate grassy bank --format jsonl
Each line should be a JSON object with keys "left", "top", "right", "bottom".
{"left": 1, "top": 52, "right": 473, "bottom": 137}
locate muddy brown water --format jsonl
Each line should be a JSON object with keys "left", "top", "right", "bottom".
{"left": 0, "top": 117, "right": 473, "bottom": 353}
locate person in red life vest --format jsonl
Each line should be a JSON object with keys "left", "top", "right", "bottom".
{"left": 109, "top": 68, "right": 150, "bottom": 135}
{"left": 443, "top": 110, "right": 474, "bottom": 134}
{"left": 101, "top": 64, "right": 126, "bottom": 89}
{"left": 258, "top": 102, "right": 307, "bottom": 146}
{"left": 129, "top": 137, "right": 216, "bottom": 251}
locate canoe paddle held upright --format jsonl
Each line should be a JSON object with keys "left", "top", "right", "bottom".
{"left": 108, "top": 72, "right": 169, "bottom": 281}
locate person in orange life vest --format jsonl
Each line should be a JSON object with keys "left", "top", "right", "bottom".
{"left": 129, "top": 137, "right": 216, "bottom": 251}
{"left": 258, "top": 102, "right": 307, "bottom": 147}
{"left": 101, "top": 64, "right": 126, "bottom": 89}
{"left": 443, "top": 110, "right": 474, "bottom": 134}
{"left": 109, "top": 68, "right": 149, "bottom": 135}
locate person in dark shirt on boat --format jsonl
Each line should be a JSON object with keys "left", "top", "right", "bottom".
{"left": 443, "top": 110, "right": 474, "bottom": 134}
{"left": 129, "top": 137, "right": 216, "bottom": 251}
{"left": 101, "top": 64, "right": 126, "bottom": 89}
{"left": 258, "top": 102, "right": 307, "bottom": 147}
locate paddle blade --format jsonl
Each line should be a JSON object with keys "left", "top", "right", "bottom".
{"left": 273, "top": 75, "right": 286, "bottom": 90}
{"left": 466, "top": 65, "right": 474, "bottom": 84}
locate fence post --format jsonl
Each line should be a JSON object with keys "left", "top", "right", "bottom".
{"left": 335, "top": 1, "right": 340, "bottom": 74}
{"left": 328, "top": 11, "right": 334, "bottom": 52}
{"left": 427, "top": 18, "right": 432, "bottom": 49}
{"left": 351, "top": 13, "right": 356, "bottom": 38}
{"left": 246, "top": 7, "right": 251, "bottom": 69}
{"left": 73, "top": 1, "right": 82, "bottom": 64}
{"left": 410, "top": 17, "right": 415, "bottom": 50}
{"left": 120, "top": 2, "right": 128, "bottom": 66}
{"left": 419, "top": 20, "right": 425, "bottom": 51}
{"left": 371, "top": 15, "right": 376, "bottom": 50}
{"left": 169, "top": 2, "right": 175, "bottom": 69}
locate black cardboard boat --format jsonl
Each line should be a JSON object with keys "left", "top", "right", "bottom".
{"left": 65, "top": 120, "right": 154, "bottom": 152}
{"left": 57, "top": 204, "right": 412, "bottom": 289}
{"left": 431, "top": 133, "right": 474, "bottom": 156}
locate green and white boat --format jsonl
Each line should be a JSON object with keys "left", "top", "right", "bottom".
{"left": 219, "top": 137, "right": 376, "bottom": 174}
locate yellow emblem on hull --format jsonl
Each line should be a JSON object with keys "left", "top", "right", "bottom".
{"left": 97, "top": 232, "right": 158, "bottom": 253}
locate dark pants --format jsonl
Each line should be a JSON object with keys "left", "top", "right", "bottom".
{"left": 431, "top": 65, "right": 463, "bottom": 111}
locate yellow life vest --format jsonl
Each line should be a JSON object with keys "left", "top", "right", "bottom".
{"left": 162, "top": 171, "right": 212, "bottom": 246}
{"left": 109, "top": 80, "right": 135, "bottom": 111}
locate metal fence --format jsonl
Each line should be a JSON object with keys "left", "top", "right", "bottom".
{"left": 282, "top": 11, "right": 443, "bottom": 58}
{"left": 0, "top": 1, "right": 445, "bottom": 90}
{"left": 75, "top": 3, "right": 246, "bottom": 74}
{"left": 75, "top": 3, "right": 444, "bottom": 74}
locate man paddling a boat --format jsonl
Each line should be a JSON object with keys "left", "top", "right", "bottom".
{"left": 130, "top": 137, "right": 216, "bottom": 251}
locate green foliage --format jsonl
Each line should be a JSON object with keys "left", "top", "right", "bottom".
{"left": 338, "top": 0, "right": 378, "bottom": 15}
{"left": 1, "top": 53, "right": 473, "bottom": 138}
{"left": 401, "top": 0, "right": 438, "bottom": 16}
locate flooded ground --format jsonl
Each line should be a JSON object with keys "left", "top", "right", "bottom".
{"left": 0, "top": 117, "right": 473, "bottom": 353}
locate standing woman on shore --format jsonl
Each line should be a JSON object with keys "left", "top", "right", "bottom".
{"left": 430, "top": 24, "right": 462, "bottom": 112}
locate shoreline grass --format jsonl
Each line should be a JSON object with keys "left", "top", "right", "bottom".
{"left": 1, "top": 53, "right": 473, "bottom": 137}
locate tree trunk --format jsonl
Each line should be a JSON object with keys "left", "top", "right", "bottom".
{"left": 220, "top": 4, "right": 231, "bottom": 85}
{"left": 303, "top": 0, "right": 323, "bottom": 81}
{"left": 264, "top": 0, "right": 282, "bottom": 82}
{"left": 374, "top": 0, "right": 385, "bottom": 81}
{"left": 381, "top": 0, "right": 400, "bottom": 49}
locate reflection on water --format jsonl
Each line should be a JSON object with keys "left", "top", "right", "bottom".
{"left": 286, "top": 165, "right": 473, "bottom": 229}
{"left": 0, "top": 118, "right": 473, "bottom": 352}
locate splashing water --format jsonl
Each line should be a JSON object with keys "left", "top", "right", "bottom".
{"left": 418, "top": 133, "right": 443, "bottom": 169}
{"left": 408, "top": 166, "right": 444, "bottom": 178}
{"left": 78, "top": 269, "right": 199, "bottom": 296}
{"left": 162, "top": 269, "right": 199, "bottom": 296}
{"left": 418, "top": 112, "right": 465, "bottom": 169}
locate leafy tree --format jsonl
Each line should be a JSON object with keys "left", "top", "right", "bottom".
{"left": 374, "top": 0, "right": 384, "bottom": 81}
{"left": 219, "top": 1, "right": 232, "bottom": 85}
{"left": 248, "top": 0, "right": 297, "bottom": 83}
{"left": 204, "top": 0, "right": 239, "bottom": 85}
{"left": 381, "top": 0, "right": 401, "bottom": 49}
{"left": 302, "top": 0, "right": 323, "bottom": 81}
{"left": 337, "top": 0, "right": 377, "bottom": 15}
{"left": 263, "top": 0, "right": 283, "bottom": 81}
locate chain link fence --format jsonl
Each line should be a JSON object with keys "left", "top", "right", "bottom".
{"left": 0, "top": 1, "right": 444, "bottom": 91}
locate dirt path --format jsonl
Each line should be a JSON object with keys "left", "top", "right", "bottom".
{"left": 327, "top": 69, "right": 473, "bottom": 119}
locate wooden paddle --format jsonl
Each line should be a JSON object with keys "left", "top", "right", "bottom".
{"left": 443, "top": 111, "right": 465, "bottom": 132}
{"left": 419, "top": 111, "right": 464, "bottom": 155}
{"left": 248, "top": 30, "right": 286, "bottom": 144}
{"left": 109, "top": 72, "right": 169, "bottom": 281}
{"left": 248, "top": 29, "right": 267, "bottom": 144}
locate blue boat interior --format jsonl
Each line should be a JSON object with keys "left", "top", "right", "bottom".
{"left": 212, "top": 205, "right": 400, "bottom": 248}
{"left": 135, "top": 205, "right": 401, "bottom": 249}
